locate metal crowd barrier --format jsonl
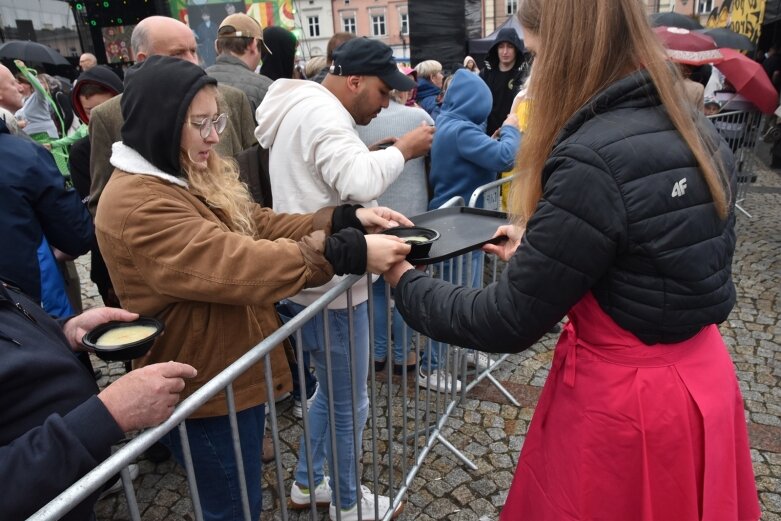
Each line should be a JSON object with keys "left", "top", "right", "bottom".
{"left": 706, "top": 109, "right": 763, "bottom": 218}
{"left": 31, "top": 277, "right": 384, "bottom": 521}
{"left": 30, "top": 180, "right": 519, "bottom": 521}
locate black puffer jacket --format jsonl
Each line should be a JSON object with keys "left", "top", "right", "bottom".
{"left": 396, "top": 69, "right": 736, "bottom": 351}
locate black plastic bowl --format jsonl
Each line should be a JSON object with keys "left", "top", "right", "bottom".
{"left": 382, "top": 226, "right": 440, "bottom": 260}
{"left": 82, "top": 317, "right": 165, "bottom": 362}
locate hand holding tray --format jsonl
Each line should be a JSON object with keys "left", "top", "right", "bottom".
{"left": 407, "top": 207, "right": 509, "bottom": 264}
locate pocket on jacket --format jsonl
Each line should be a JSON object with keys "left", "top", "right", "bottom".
{"left": 185, "top": 303, "right": 214, "bottom": 375}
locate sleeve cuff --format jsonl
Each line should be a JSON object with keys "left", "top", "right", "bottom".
{"left": 324, "top": 228, "right": 367, "bottom": 275}
{"left": 397, "top": 268, "right": 427, "bottom": 297}
{"left": 62, "top": 395, "right": 124, "bottom": 462}
{"left": 331, "top": 204, "right": 366, "bottom": 234}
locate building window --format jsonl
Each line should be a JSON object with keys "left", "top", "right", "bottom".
{"left": 696, "top": 0, "right": 713, "bottom": 13}
{"left": 342, "top": 16, "right": 356, "bottom": 33}
{"left": 308, "top": 15, "right": 320, "bottom": 37}
{"left": 372, "top": 14, "right": 386, "bottom": 36}
{"left": 400, "top": 12, "right": 409, "bottom": 35}
{"left": 506, "top": 0, "right": 518, "bottom": 15}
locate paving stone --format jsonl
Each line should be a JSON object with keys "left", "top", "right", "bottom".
{"left": 452, "top": 484, "right": 476, "bottom": 506}
{"left": 426, "top": 497, "right": 462, "bottom": 518}
{"left": 426, "top": 477, "right": 454, "bottom": 498}
{"left": 763, "top": 493, "right": 781, "bottom": 513}
{"left": 443, "top": 467, "right": 472, "bottom": 488}
{"left": 469, "top": 478, "right": 498, "bottom": 498}
{"left": 488, "top": 453, "right": 514, "bottom": 470}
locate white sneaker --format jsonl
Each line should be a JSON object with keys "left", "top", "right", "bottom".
{"left": 292, "top": 382, "right": 319, "bottom": 419}
{"left": 464, "top": 350, "right": 492, "bottom": 371}
{"left": 98, "top": 464, "right": 139, "bottom": 499}
{"left": 289, "top": 476, "right": 331, "bottom": 509}
{"left": 418, "top": 369, "right": 461, "bottom": 393}
{"left": 329, "top": 485, "right": 403, "bottom": 520}
{"left": 274, "top": 391, "right": 291, "bottom": 403}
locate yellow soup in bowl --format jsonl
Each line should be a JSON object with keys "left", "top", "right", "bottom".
{"left": 96, "top": 325, "right": 158, "bottom": 348}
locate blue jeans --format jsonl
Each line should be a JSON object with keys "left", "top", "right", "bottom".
{"left": 424, "top": 251, "right": 483, "bottom": 372}
{"left": 286, "top": 300, "right": 369, "bottom": 510}
{"left": 371, "top": 276, "right": 415, "bottom": 364}
{"left": 161, "top": 405, "right": 265, "bottom": 521}
{"left": 276, "top": 303, "right": 318, "bottom": 401}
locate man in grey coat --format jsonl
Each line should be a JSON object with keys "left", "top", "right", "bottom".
{"left": 206, "top": 13, "right": 273, "bottom": 113}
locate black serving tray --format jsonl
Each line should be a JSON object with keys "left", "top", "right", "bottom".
{"left": 408, "top": 207, "right": 509, "bottom": 264}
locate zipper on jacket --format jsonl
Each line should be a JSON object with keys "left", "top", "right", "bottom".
{"left": 15, "top": 302, "right": 37, "bottom": 324}
{"left": 0, "top": 328, "right": 21, "bottom": 345}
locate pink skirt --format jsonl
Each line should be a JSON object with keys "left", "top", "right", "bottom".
{"left": 500, "top": 293, "right": 760, "bottom": 521}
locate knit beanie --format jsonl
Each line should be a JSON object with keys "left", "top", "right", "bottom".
{"left": 120, "top": 55, "right": 217, "bottom": 177}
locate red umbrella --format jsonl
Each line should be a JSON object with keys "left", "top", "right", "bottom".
{"left": 653, "top": 26, "right": 722, "bottom": 65}
{"left": 714, "top": 48, "right": 778, "bottom": 114}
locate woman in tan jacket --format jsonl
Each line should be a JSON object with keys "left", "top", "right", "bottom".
{"left": 94, "top": 55, "right": 410, "bottom": 521}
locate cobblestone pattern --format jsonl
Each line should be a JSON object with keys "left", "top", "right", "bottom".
{"left": 74, "top": 166, "right": 779, "bottom": 521}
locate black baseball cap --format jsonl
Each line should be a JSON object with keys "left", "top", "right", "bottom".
{"left": 329, "top": 37, "right": 416, "bottom": 91}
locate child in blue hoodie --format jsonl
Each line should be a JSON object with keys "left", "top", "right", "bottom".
{"left": 420, "top": 68, "right": 521, "bottom": 392}
{"left": 429, "top": 68, "right": 521, "bottom": 210}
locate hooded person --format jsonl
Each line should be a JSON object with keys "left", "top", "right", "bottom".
{"left": 463, "top": 55, "right": 480, "bottom": 74}
{"left": 94, "top": 54, "right": 411, "bottom": 521}
{"left": 44, "top": 65, "right": 123, "bottom": 192}
{"left": 479, "top": 27, "right": 529, "bottom": 135}
{"left": 259, "top": 25, "right": 297, "bottom": 80}
{"left": 429, "top": 69, "right": 520, "bottom": 210}
{"left": 67, "top": 65, "right": 123, "bottom": 198}
{"left": 418, "top": 69, "right": 522, "bottom": 390}
{"left": 60, "top": 65, "right": 124, "bottom": 309}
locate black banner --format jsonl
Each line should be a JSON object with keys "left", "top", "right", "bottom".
{"left": 409, "top": 0, "right": 467, "bottom": 71}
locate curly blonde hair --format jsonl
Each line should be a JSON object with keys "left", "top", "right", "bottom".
{"left": 180, "top": 86, "right": 257, "bottom": 237}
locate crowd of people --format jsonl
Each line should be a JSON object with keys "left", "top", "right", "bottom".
{"left": 0, "top": 0, "right": 764, "bottom": 520}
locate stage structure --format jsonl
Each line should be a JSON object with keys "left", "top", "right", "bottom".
{"left": 409, "top": 0, "right": 481, "bottom": 71}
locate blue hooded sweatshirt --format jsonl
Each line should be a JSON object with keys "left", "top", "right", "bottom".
{"left": 416, "top": 77, "right": 442, "bottom": 121}
{"left": 428, "top": 69, "right": 521, "bottom": 209}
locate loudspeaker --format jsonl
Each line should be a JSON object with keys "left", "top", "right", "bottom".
{"left": 409, "top": 0, "right": 467, "bottom": 71}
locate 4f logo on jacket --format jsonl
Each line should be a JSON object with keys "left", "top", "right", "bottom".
{"left": 671, "top": 178, "right": 687, "bottom": 198}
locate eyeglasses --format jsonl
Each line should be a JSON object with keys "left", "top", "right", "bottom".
{"left": 189, "top": 113, "right": 228, "bottom": 139}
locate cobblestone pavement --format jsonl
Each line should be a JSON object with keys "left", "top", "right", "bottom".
{"left": 77, "top": 162, "right": 780, "bottom": 520}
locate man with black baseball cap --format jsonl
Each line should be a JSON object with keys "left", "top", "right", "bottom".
{"left": 255, "top": 36, "right": 431, "bottom": 521}
{"left": 328, "top": 37, "right": 417, "bottom": 92}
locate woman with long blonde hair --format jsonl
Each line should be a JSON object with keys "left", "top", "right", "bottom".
{"left": 386, "top": 0, "right": 760, "bottom": 519}
{"left": 95, "top": 55, "right": 410, "bottom": 521}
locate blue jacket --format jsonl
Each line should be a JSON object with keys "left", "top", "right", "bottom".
{"left": 428, "top": 69, "right": 521, "bottom": 209}
{"left": 0, "top": 120, "right": 93, "bottom": 302}
{"left": 0, "top": 282, "right": 123, "bottom": 520}
{"left": 416, "top": 78, "right": 442, "bottom": 121}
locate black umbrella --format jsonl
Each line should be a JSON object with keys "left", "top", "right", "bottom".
{"left": 0, "top": 40, "right": 70, "bottom": 66}
{"left": 649, "top": 12, "right": 704, "bottom": 30}
{"left": 698, "top": 27, "right": 755, "bottom": 52}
